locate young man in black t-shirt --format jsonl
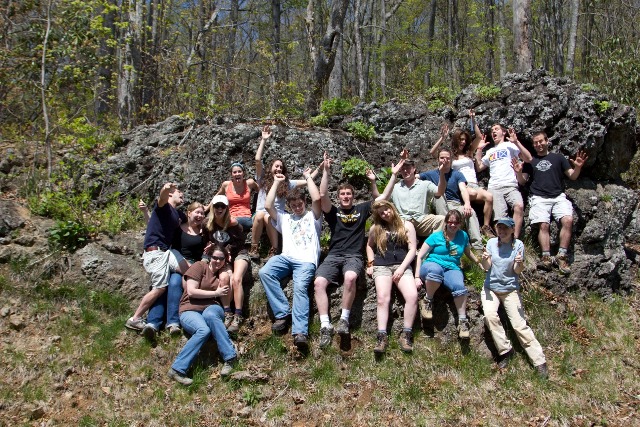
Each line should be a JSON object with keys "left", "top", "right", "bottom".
{"left": 515, "top": 131, "right": 588, "bottom": 274}
{"left": 314, "top": 153, "right": 401, "bottom": 348}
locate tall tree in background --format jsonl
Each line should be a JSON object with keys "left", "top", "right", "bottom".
{"left": 513, "top": 0, "right": 532, "bottom": 72}
{"left": 117, "top": 0, "right": 143, "bottom": 129}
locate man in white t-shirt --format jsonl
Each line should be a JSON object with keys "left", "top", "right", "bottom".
{"left": 258, "top": 169, "right": 322, "bottom": 352}
{"left": 474, "top": 124, "right": 532, "bottom": 238}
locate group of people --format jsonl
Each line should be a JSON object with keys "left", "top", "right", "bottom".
{"left": 124, "top": 120, "right": 588, "bottom": 384}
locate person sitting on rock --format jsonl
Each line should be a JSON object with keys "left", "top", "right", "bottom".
{"left": 125, "top": 183, "right": 189, "bottom": 333}
{"left": 250, "top": 125, "right": 321, "bottom": 260}
{"left": 203, "top": 195, "right": 250, "bottom": 334}
{"left": 415, "top": 209, "right": 482, "bottom": 339}
{"left": 365, "top": 200, "right": 418, "bottom": 354}
{"left": 479, "top": 217, "right": 548, "bottom": 378}
{"left": 258, "top": 168, "right": 322, "bottom": 352}
{"left": 391, "top": 149, "right": 447, "bottom": 239}
{"left": 207, "top": 161, "right": 259, "bottom": 233}
{"left": 474, "top": 124, "right": 532, "bottom": 239}
{"left": 514, "top": 130, "right": 588, "bottom": 275}
{"left": 418, "top": 147, "right": 484, "bottom": 251}
{"left": 167, "top": 244, "right": 237, "bottom": 385}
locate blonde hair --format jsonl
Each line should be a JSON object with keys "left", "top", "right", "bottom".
{"left": 187, "top": 201, "right": 204, "bottom": 216}
{"left": 370, "top": 200, "right": 408, "bottom": 255}
{"left": 205, "top": 202, "right": 230, "bottom": 232}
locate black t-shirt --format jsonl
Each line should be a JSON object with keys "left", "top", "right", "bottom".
{"left": 325, "top": 201, "right": 372, "bottom": 255}
{"left": 174, "top": 228, "right": 206, "bottom": 264}
{"left": 143, "top": 203, "right": 186, "bottom": 250}
{"left": 523, "top": 152, "right": 571, "bottom": 198}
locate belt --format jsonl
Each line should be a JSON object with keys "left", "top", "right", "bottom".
{"left": 144, "top": 246, "right": 163, "bottom": 252}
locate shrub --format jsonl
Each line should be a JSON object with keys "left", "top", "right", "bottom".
{"left": 320, "top": 98, "right": 353, "bottom": 116}
{"left": 310, "top": 114, "right": 329, "bottom": 127}
{"left": 341, "top": 157, "right": 372, "bottom": 182}
{"left": 346, "top": 121, "right": 376, "bottom": 141}
{"left": 48, "top": 220, "right": 91, "bottom": 252}
{"left": 594, "top": 100, "right": 612, "bottom": 115}
{"left": 474, "top": 84, "right": 501, "bottom": 101}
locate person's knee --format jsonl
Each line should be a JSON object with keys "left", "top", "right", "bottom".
{"left": 403, "top": 290, "right": 418, "bottom": 305}
{"left": 376, "top": 292, "right": 390, "bottom": 306}
{"left": 344, "top": 271, "right": 358, "bottom": 288}
{"left": 314, "top": 276, "right": 329, "bottom": 292}
{"left": 485, "top": 191, "right": 493, "bottom": 203}
{"left": 538, "top": 222, "right": 550, "bottom": 232}
{"left": 561, "top": 215, "right": 573, "bottom": 228}
{"left": 513, "top": 203, "right": 524, "bottom": 214}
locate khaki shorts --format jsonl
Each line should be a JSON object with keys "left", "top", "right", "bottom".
{"left": 372, "top": 264, "right": 413, "bottom": 280}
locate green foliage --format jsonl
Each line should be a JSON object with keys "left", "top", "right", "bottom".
{"left": 341, "top": 157, "right": 373, "bottom": 181}
{"left": 594, "top": 100, "right": 612, "bottom": 115}
{"left": 590, "top": 37, "right": 640, "bottom": 108}
{"left": 427, "top": 99, "right": 446, "bottom": 111}
{"left": 346, "top": 121, "right": 376, "bottom": 141}
{"left": 374, "top": 166, "right": 393, "bottom": 194}
{"left": 272, "top": 81, "right": 306, "bottom": 118}
{"left": 242, "top": 388, "right": 262, "bottom": 407}
{"left": 581, "top": 83, "right": 598, "bottom": 92}
{"left": 474, "top": 84, "right": 501, "bottom": 101}
{"left": 320, "top": 98, "right": 353, "bottom": 116}
{"left": 320, "top": 230, "right": 332, "bottom": 250}
{"left": 309, "top": 114, "right": 329, "bottom": 127}
{"left": 48, "top": 220, "right": 91, "bottom": 252}
{"left": 424, "top": 86, "right": 456, "bottom": 105}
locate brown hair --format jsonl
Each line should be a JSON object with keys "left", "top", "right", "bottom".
{"left": 370, "top": 200, "right": 408, "bottom": 255}
{"left": 263, "top": 158, "right": 291, "bottom": 199}
{"left": 452, "top": 129, "right": 473, "bottom": 157}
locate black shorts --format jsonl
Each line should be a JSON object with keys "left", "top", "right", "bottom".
{"left": 315, "top": 253, "right": 363, "bottom": 285}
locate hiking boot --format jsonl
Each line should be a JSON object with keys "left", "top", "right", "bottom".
{"left": 419, "top": 297, "right": 433, "bottom": 320}
{"left": 535, "top": 362, "right": 549, "bottom": 379}
{"left": 167, "top": 368, "right": 193, "bottom": 386}
{"left": 556, "top": 255, "right": 571, "bottom": 275}
{"left": 497, "top": 349, "right": 513, "bottom": 369}
{"left": 227, "top": 314, "right": 243, "bottom": 334}
{"left": 458, "top": 319, "right": 470, "bottom": 339}
{"left": 266, "top": 247, "right": 277, "bottom": 260}
{"left": 224, "top": 311, "right": 234, "bottom": 328}
{"left": 336, "top": 318, "right": 350, "bottom": 335}
{"left": 141, "top": 324, "right": 157, "bottom": 342}
{"left": 220, "top": 357, "right": 238, "bottom": 377}
{"left": 373, "top": 332, "right": 388, "bottom": 354}
{"left": 537, "top": 255, "right": 553, "bottom": 271}
{"left": 125, "top": 317, "right": 146, "bottom": 332}
{"left": 248, "top": 245, "right": 260, "bottom": 260}
{"left": 319, "top": 326, "right": 334, "bottom": 349}
{"left": 167, "top": 324, "right": 182, "bottom": 336}
{"left": 481, "top": 224, "right": 496, "bottom": 237}
{"left": 271, "top": 317, "right": 289, "bottom": 334}
{"left": 398, "top": 331, "right": 414, "bottom": 353}
{"left": 293, "top": 334, "right": 309, "bottom": 352}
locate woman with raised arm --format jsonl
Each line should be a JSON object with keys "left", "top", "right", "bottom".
{"left": 480, "top": 217, "right": 548, "bottom": 378}
{"left": 203, "top": 195, "right": 250, "bottom": 334}
{"left": 208, "top": 161, "right": 259, "bottom": 233}
{"left": 366, "top": 200, "right": 418, "bottom": 354}
{"left": 167, "top": 245, "right": 237, "bottom": 385}
{"left": 415, "top": 209, "right": 482, "bottom": 339}
{"left": 249, "top": 125, "right": 320, "bottom": 260}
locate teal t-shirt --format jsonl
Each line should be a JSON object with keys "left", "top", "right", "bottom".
{"left": 423, "top": 230, "right": 469, "bottom": 271}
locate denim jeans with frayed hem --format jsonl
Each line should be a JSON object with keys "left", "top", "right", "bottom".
{"left": 170, "top": 304, "right": 236, "bottom": 375}
{"left": 258, "top": 255, "right": 315, "bottom": 336}
{"left": 147, "top": 272, "right": 183, "bottom": 330}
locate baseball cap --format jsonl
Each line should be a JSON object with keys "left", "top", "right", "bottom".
{"left": 495, "top": 218, "right": 515, "bottom": 228}
{"left": 211, "top": 195, "right": 229, "bottom": 206}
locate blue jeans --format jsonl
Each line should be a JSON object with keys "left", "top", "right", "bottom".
{"left": 236, "top": 216, "right": 253, "bottom": 233}
{"left": 420, "top": 261, "right": 468, "bottom": 297}
{"left": 147, "top": 272, "right": 183, "bottom": 330}
{"left": 258, "top": 255, "right": 315, "bottom": 335}
{"left": 170, "top": 305, "right": 237, "bottom": 375}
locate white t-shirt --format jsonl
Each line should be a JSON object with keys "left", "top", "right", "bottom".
{"left": 481, "top": 141, "right": 520, "bottom": 188}
{"left": 452, "top": 156, "right": 478, "bottom": 184}
{"left": 274, "top": 210, "right": 322, "bottom": 266}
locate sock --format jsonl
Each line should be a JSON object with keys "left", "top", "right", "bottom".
{"left": 377, "top": 330, "right": 387, "bottom": 335}
{"left": 459, "top": 315, "right": 467, "bottom": 321}
{"left": 320, "top": 314, "right": 331, "bottom": 329}
{"left": 234, "top": 309, "right": 243, "bottom": 316}
{"left": 558, "top": 247, "right": 568, "bottom": 256}
{"left": 224, "top": 307, "right": 232, "bottom": 313}
{"left": 340, "top": 309, "right": 350, "bottom": 321}
{"left": 542, "top": 251, "right": 551, "bottom": 257}
{"left": 402, "top": 327, "right": 412, "bottom": 334}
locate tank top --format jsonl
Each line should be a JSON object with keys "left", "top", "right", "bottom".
{"left": 177, "top": 229, "right": 205, "bottom": 264}
{"left": 226, "top": 181, "right": 251, "bottom": 218}
{"left": 373, "top": 230, "right": 409, "bottom": 266}
{"left": 452, "top": 156, "right": 478, "bottom": 184}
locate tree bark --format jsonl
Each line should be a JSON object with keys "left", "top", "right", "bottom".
{"left": 498, "top": 0, "right": 506, "bottom": 78}
{"left": 565, "top": 0, "right": 579, "bottom": 75}
{"left": 423, "top": 0, "right": 437, "bottom": 87}
{"left": 270, "top": 0, "right": 281, "bottom": 110}
{"left": 328, "top": 33, "right": 343, "bottom": 99}
{"left": 117, "top": 0, "right": 142, "bottom": 129}
{"left": 512, "top": 0, "right": 532, "bottom": 73}
{"left": 41, "top": 0, "right": 53, "bottom": 178}
{"left": 484, "top": 0, "right": 495, "bottom": 82}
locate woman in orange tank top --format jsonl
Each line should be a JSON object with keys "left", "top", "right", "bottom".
{"left": 208, "top": 162, "right": 259, "bottom": 232}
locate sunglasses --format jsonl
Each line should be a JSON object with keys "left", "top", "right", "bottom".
{"left": 213, "top": 204, "right": 227, "bottom": 209}
{"left": 211, "top": 255, "right": 225, "bottom": 261}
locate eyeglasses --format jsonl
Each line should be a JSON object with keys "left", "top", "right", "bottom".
{"left": 211, "top": 256, "right": 225, "bottom": 261}
{"left": 213, "top": 204, "right": 227, "bottom": 209}
{"left": 447, "top": 221, "right": 460, "bottom": 225}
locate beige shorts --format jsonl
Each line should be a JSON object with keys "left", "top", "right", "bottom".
{"left": 372, "top": 264, "right": 413, "bottom": 280}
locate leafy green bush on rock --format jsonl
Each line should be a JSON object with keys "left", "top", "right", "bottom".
{"left": 346, "top": 121, "right": 376, "bottom": 141}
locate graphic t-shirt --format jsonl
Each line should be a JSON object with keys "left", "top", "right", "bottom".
{"left": 274, "top": 210, "right": 322, "bottom": 266}
{"left": 481, "top": 141, "right": 520, "bottom": 188}
{"left": 325, "top": 201, "right": 372, "bottom": 255}
{"left": 522, "top": 152, "right": 571, "bottom": 198}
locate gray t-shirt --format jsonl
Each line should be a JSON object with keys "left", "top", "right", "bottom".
{"left": 483, "top": 237, "right": 525, "bottom": 293}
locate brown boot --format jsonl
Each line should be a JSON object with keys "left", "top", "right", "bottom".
{"left": 373, "top": 332, "right": 388, "bottom": 354}
{"left": 555, "top": 255, "right": 571, "bottom": 275}
{"left": 248, "top": 244, "right": 260, "bottom": 260}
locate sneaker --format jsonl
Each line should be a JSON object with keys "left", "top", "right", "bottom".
{"left": 398, "top": 331, "right": 414, "bottom": 353}
{"left": 125, "top": 317, "right": 146, "bottom": 332}
{"left": 167, "top": 368, "right": 193, "bottom": 386}
{"left": 220, "top": 357, "right": 238, "bottom": 377}
{"left": 167, "top": 324, "right": 182, "bottom": 336}
{"left": 271, "top": 317, "right": 289, "bottom": 334}
{"left": 224, "top": 311, "right": 234, "bottom": 328}
{"left": 141, "top": 324, "right": 157, "bottom": 342}
{"left": 227, "top": 314, "right": 243, "bottom": 334}
{"left": 319, "top": 326, "right": 334, "bottom": 349}
{"left": 458, "top": 319, "right": 470, "bottom": 339}
{"left": 336, "top": 318, "right": 350, "bottom": 335}
{"left": 373, "top": 332, "right": 388, "bottom": 354}
{"left": 293, "top": 334, "right": 309, "bottom": 352}
{"left": 535, "top": 362, "right": 549, "bottom": 379}
{"left": 537, "top": 255, "right": 553, "bottom": 271}
{"left": 248, "top": 245, "right": 260, "bottom": 260}
{"left": 481, "top": 224, "right": 496, "bottom": 237}
{"left": 419, "top": 297, "right": 433, "bottom": 320}
{"left": 497, "top": 349, "right": 513, "bottom": 369}
{"left": 556, "top": 255, "right": 571, "bottom": 275}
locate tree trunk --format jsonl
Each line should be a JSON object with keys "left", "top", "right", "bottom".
{"left": 224, "top": 0, "right": 239, "bottom": 103}
{"left": 484, "top": 0, "right": 494, "bottom": 82}
{"left": 41, "top": 0, "right": 53, "bottom": 178}
{"left": 423, "top": 0, "right": 437, "bottom": 87}
{"left": 117, "top": 0, "right": 142, "bottom": 129}
{"left": 354, "top": 0, "right": 366, "bottom": 99}
{"left": 270, "top": 0, "right": 281, "bottom": 110}
{"left": 328, "top": 33, "right": 343, "bottom": 99}
{"left": 379, "top": 0, "right": 387, "bottom": 97}
{"left": 512, "top": 0, "right": 532, "bottom": 73}
{"left": 498, "top": 0, "right": 506, "bottom": 78}
{"left": 95, "top": 0, "right": 116, "bottom": 122}
{"left": 565, "top": 0, "right": 579, "bottom": 75}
